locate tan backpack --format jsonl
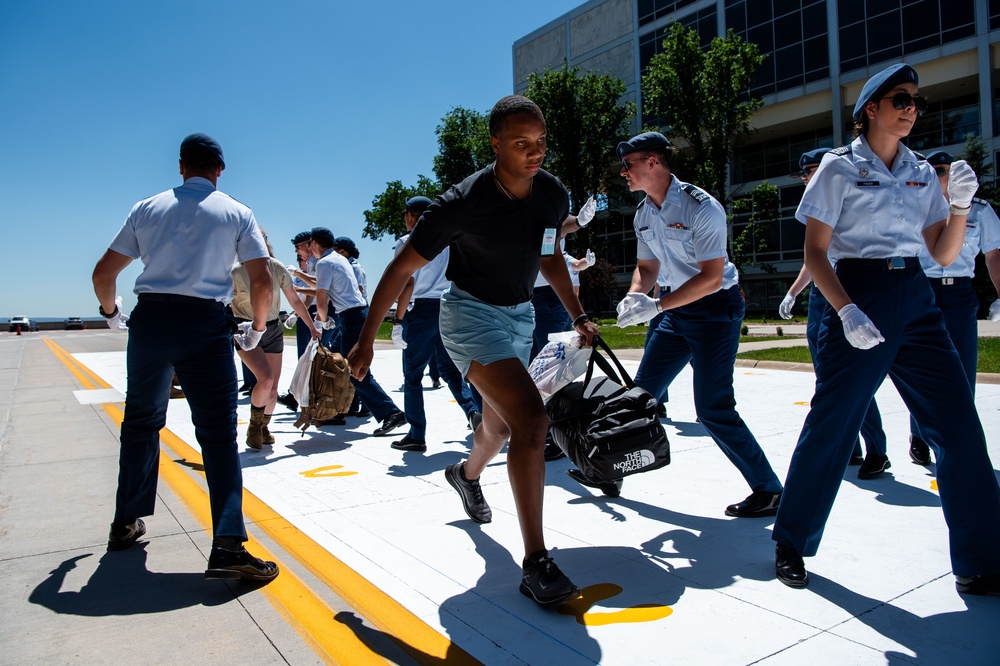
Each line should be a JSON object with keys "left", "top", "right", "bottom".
{"left": 293, "top": 344, "right": 355, "bottom": 431}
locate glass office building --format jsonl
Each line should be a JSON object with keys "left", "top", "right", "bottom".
{"left": 513, "top": 0, "right": 997, "bottom": 312}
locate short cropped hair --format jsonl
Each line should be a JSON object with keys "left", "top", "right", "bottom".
{"left": 489, "top": 95, "right": 545, "bottom": 137}
{"left": 633, "top": 145, "right": 678, "bottom": 171}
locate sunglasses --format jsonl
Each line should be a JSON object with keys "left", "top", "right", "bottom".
{"left": 880, "top": 92, "right": 928, "bottom": 116}
{"left": 622, "top": 155, "right": 654, "bottom": 171}
{"left": 934, "top": 166, "right": 949, "bottom": 177}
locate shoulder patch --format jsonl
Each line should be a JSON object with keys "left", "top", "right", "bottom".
{"left": 973, "top": 197, "right": 987, "bottom": 207}
{"left": 680, "top": 183, "right": 710, "bottom": 204}
{"left": 830, "top": 146, "right": 852, "bottom": 156}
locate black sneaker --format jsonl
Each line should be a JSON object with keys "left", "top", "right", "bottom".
{"left": 468, "top": 411, "right": 483, "bottom": 432}
{"left": 444, "top": 462, "right": 492, "bottom": 523}
{"left": 566, "top": 469, "right": 622, "bottom": 497}
{"left": 276, "top": 393, "right": 298, "bottom": 411}
{"left": 909, "top": 435, "right": 932, "bottom": 466}
{"left": 391, "top": 434, "right": 427, "bottom": 452}
{"left": 775, "top": 543, "right": 809, "bottom": 588}
{"left": 107, "top": 518, "right": 146, "bottom": 551}
{"left": 519, "top": 550, "right": 581, "bottom": 606}
{"left": 205, "top": 545, "right": 279, "bottom": 582}
{"left": 857, "top": 452, "right": 891, "bottom": 480}
{"left": 956, "top": 574, "right": 1000, "bottom": 596}
{"left": 725, "top": 490, "right": 781, "bottom": 517}
{"left": 373, "top": 411, "right": 407, "bottom": 436}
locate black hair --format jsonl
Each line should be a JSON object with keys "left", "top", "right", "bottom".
{"left": 489, "top": 95, "right": 545, "bottom": 137}
{"left": 180, "top": 156, "right": 222, "bottom": 173}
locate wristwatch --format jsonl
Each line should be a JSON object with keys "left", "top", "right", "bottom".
{"left": 99, "top": 304, "right": 118, "bottom": 318}
{"left": 392, "top": 317, "right": 403, "bottom": 326}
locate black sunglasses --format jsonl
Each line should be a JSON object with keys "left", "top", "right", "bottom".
{"left": 880, "top": 92, "right": 928, "bottom": 116}
{"left": 934, "top": 166, "right": 949, "bottom": 177}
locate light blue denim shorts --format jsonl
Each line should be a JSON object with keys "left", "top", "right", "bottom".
{"left": 439, "top": 284, "right": 534, "bottom": 378}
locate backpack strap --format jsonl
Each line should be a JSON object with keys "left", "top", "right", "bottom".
{"left": 581, "top": 338, "right": 637, "bottom": 390}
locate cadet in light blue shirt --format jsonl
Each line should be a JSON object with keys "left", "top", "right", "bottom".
{"left": 611, "top": 131, "right": 783, "bottom": 514}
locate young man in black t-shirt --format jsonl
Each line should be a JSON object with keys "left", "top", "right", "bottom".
{"left": 349, "top": 95, "right": 600, "bottom": 606}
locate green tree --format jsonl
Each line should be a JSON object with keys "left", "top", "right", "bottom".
{"left": 526, "top": 62, "right": 636, "bottom": 214}
{"left": 959, "top": 133, "right": 998, "bottom": 206}
{"left": 642, "top": 24, "right": 764, "bottom": 205}
{"left": 360, "top": 174, "right": 439, "bottom": 241}
{"left": 729, "top": 180, "right": 779, "bottom": 275}
{"left": 432, "top": 106, "right": 493, "bottom": 189}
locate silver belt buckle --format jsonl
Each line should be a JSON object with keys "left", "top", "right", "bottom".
{"left": 942, "top": 277, "right": 954, "bottom": 285}
{"left": 888, "top": 257, "right": 906, "bottom": 270}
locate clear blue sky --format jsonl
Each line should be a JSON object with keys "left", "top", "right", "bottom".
{"left": 0, "top": 0, "right": 584, "bottom": 318}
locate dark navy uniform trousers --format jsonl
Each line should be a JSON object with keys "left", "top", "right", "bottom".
{"left": 327, "top": 306, "right": 398, "bottom": 421}
{"left": 401, "top": 298, "right": 475, "bottom": 439}
{"left": 910, "top": 277, "right": 980, "bottom": 439}
{"left": 774, "top": 259, "right": 1000, "bottom": 576}
{"left": 634, "top": 285, "right": 782, "bottom": 493}
{"left": 116, "top": 295, "right": 246, "bottom": 540}
{"left": 808, "top": 284, "right": 887, "bottom": 457}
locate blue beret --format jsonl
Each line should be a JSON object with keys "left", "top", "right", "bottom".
{"left": 310, "top": 227, "right": 334, "bottom": 248}
{"left": 291, "top": 231, "right": 312, "bottom": 245}
{"left": 852, "top": 63, "right": 919, "bottom": 119}
{"left": 799, "top": 148, "right": 832, "bottom": 171}
{"left": 334, "top": 236, "right": 359, "bottom": 259}
{"left": 616, "top": 131, "right": 671, "bottom": 159}
{"left": 405, "top": 196, "right": 434, "bottom": 212}
{"left": 924, "top": 151, "right": 953, "bottom": 166}
{"left": 180, "top": 133, "right": 225, "bottom": 169}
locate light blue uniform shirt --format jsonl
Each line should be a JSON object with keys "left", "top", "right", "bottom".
{"left": 314, "top": 249, "right": 366, "bottom": 312}
{"left": 796, "top": 136, "right": 949, "bottom": 263}
{"left": 634, "top": 175, "right": 738, "bottom": 293}
{"left": 395, "top": 233, "right": 452, "bottom": 301}
{"left": 348, "top": 257, "right": 368, "bottom": 301}
{"left": 109, "top": 177, "right": 267, "bottom": 303}
{"left": 918, "top": 198, "right": 1000, "bottom": 277}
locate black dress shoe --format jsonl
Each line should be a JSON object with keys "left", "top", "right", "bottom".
{"left": 848, "top": 453, "right": 864, "bottom": 466}
{"left": 857, "top": 452, "right": 891, "bottom": 479}
{"left": 543, "top": 441, "right": 566, "bottom": 462}
{"left": 725, "top": 490, "right": 781, "bottom": 517}
{"left": 205, "top": 545, "right": 279, "bottom": 582}
{"left": 775, "top": 543, "right": 809, "bottom": 588}
{"left": 656, "top": 403, "right": 667, "bottom": 419}
{"left": 956, "top": 574, "right": 1000, "bottom": 596}
{"left": 909, "top": 435, "right": 932, "bottom": 466}
{"left": 373, "top": 411, "right": 407, "bottom": 436}
{"left": 353, "top": 407, "right": 372, "bottom": 418}
{"left": 276, "top": 393, "right": 298, "bottom": 410}
{"left": 390, "top": 434, "right": 427, "bottom": 452}
{"left": 566, "top": 469, "right": 622, "bottom": 497}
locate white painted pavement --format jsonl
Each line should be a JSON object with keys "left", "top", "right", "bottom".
{"left": 75, "top": 342, "right": 1000, "bottom": 665}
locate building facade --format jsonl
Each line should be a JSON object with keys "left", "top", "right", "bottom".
{"left": 514, "top": 0, "right": 999, "bottom": 313}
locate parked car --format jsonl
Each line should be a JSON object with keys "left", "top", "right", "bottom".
{"left": 8, "top": 316, "right": 38, "bottom": 332}
{"left": 65, "top": 317, "right": 86, "bottom": 330}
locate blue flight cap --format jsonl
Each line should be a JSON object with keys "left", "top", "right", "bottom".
{"left": 179, "top": 133, "right": 225, "bottom": 169}
{"left": 334, "top": 236, "right": 359, "bottom": 259}
{"left": 852, "top": 63, "right": 919, "bottom": 119}
{"left": 924, "top": 151, "right": 954, "bottom": 166}
{"left": 798, "top": 148, "right": 832, "bottom": 171}
{"left": 310, "top": 227, "right": 335, "bottom": 248}
{"left": 405, "top": 196, "right": 434, "bottom": 212}
{"left": 291, "top": 231, "right": 312, "bottom": 245}
{"left": 616, "top": 131, "right": 671, "bottom": 159}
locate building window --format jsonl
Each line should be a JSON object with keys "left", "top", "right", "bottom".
{"left": 638, "top": 0, "right": 701, "bottom": 27}
{"left": 991, "top": 0, "right": 1000, "bottom": 31}
{"left": 837, "top": 0, "right": 975, "bottom": 75}
{"left": 725, "top": 0, "right": 830, "bottom": 97}
{"left": 731, "top": 182, "right": 807, "bottom": 273}
{"left": 905, "top": 95, "right": 980, "bottom": 152}
{"left": 732, "top": 128, "right": 834, "bottom": 184}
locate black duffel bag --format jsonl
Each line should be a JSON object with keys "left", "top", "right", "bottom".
{"left": 546, "top": 338, "right": 670, "bottom": 484}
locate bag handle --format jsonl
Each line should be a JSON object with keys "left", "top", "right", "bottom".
{"left": 581, "top": 337, "right": 637, "bottom": 390}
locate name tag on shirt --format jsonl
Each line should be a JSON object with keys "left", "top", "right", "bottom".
{"left": 856, "top": 181, "right": 880, "bottom": 187}
{"left": 541, "top": 228, "right": 557, "bottom": 255}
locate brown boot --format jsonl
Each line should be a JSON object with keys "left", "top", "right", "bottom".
{"left": 247, "top": 405, "right": 266, "bottom": 450}
{"left": 261, "top": 412, "right": 275, "bottom": 445}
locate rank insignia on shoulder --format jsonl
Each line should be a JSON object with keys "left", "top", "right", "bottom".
{"left": 831, "top": 146, "right": 852, "bottom": 156}
{"left": 680, "top": 183, "right": 709, "bottom": 203}
{"left": 973, "top": 197, "right": 987, "bottom": 206}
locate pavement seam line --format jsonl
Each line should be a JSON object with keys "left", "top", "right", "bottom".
{"left": 46, "top": 339, "right": 478, "bottom": 665}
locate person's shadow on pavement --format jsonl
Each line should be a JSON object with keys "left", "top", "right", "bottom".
{"left": 29, "top": 543, "right": 248, "bottom": 616}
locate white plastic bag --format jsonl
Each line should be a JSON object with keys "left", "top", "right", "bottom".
{"left": 528, "top": 331, "right": 590, "bottom": 403}
{"left": 288, "top": 339, "right": 319, "bottom": 407}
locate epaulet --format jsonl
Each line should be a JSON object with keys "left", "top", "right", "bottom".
{"left": 973, "top": 197, "right": 988, "bottom": 207}
{"left": 680, "top": 183, "right": 710, "bottom": 204}
{"left": 830, "top": 146, "right": 852, "bottom": 156}
{"left": 912, "top": 151, "right": 926, "bottom": 160}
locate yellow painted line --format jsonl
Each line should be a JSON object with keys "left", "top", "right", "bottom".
{"left": 47, "top": 339, "right": 479, "bottom": 666}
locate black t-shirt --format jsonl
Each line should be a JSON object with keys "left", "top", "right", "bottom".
{"left": 408, "top": 163, "right": 570, "bottom": 306}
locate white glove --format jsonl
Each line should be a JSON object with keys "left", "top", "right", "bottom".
{"left": 391, "top": 324, "right": 407, "bottom": 349}
{"left": 616, "top": 292, "right": 662, "bottom": 328}
{"left": 314, "top": 317, "right": 337, "bottom": 331}
{"left": 988, "top": 299, "right": 1000, "bottom": 322}
{"left": 233, "top": 322, "right": 264, "bottom": 351}
{"left": 838, "top": 304, "right": 884, "bottom": 350}
{"left": 283, "top": 313, "right": 298, "bottom": 329}
{"left": 576, "top": 196, "right": 596, "bottom": 227}
{"left": 584, "top": 249, "right": 596, "bottom": 267}
{"left": 947, "top": 160, "right": 978, "bottom": 209}
{"left": 778, "top": 294, "right": 795, "bottom": 320}
{"left": 103, "top": 296, "right": 129, "bottom": 331}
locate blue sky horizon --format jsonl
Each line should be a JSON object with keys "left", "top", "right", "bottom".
{"left": 0, "top": 0, "right": 586, "bottom": 318}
